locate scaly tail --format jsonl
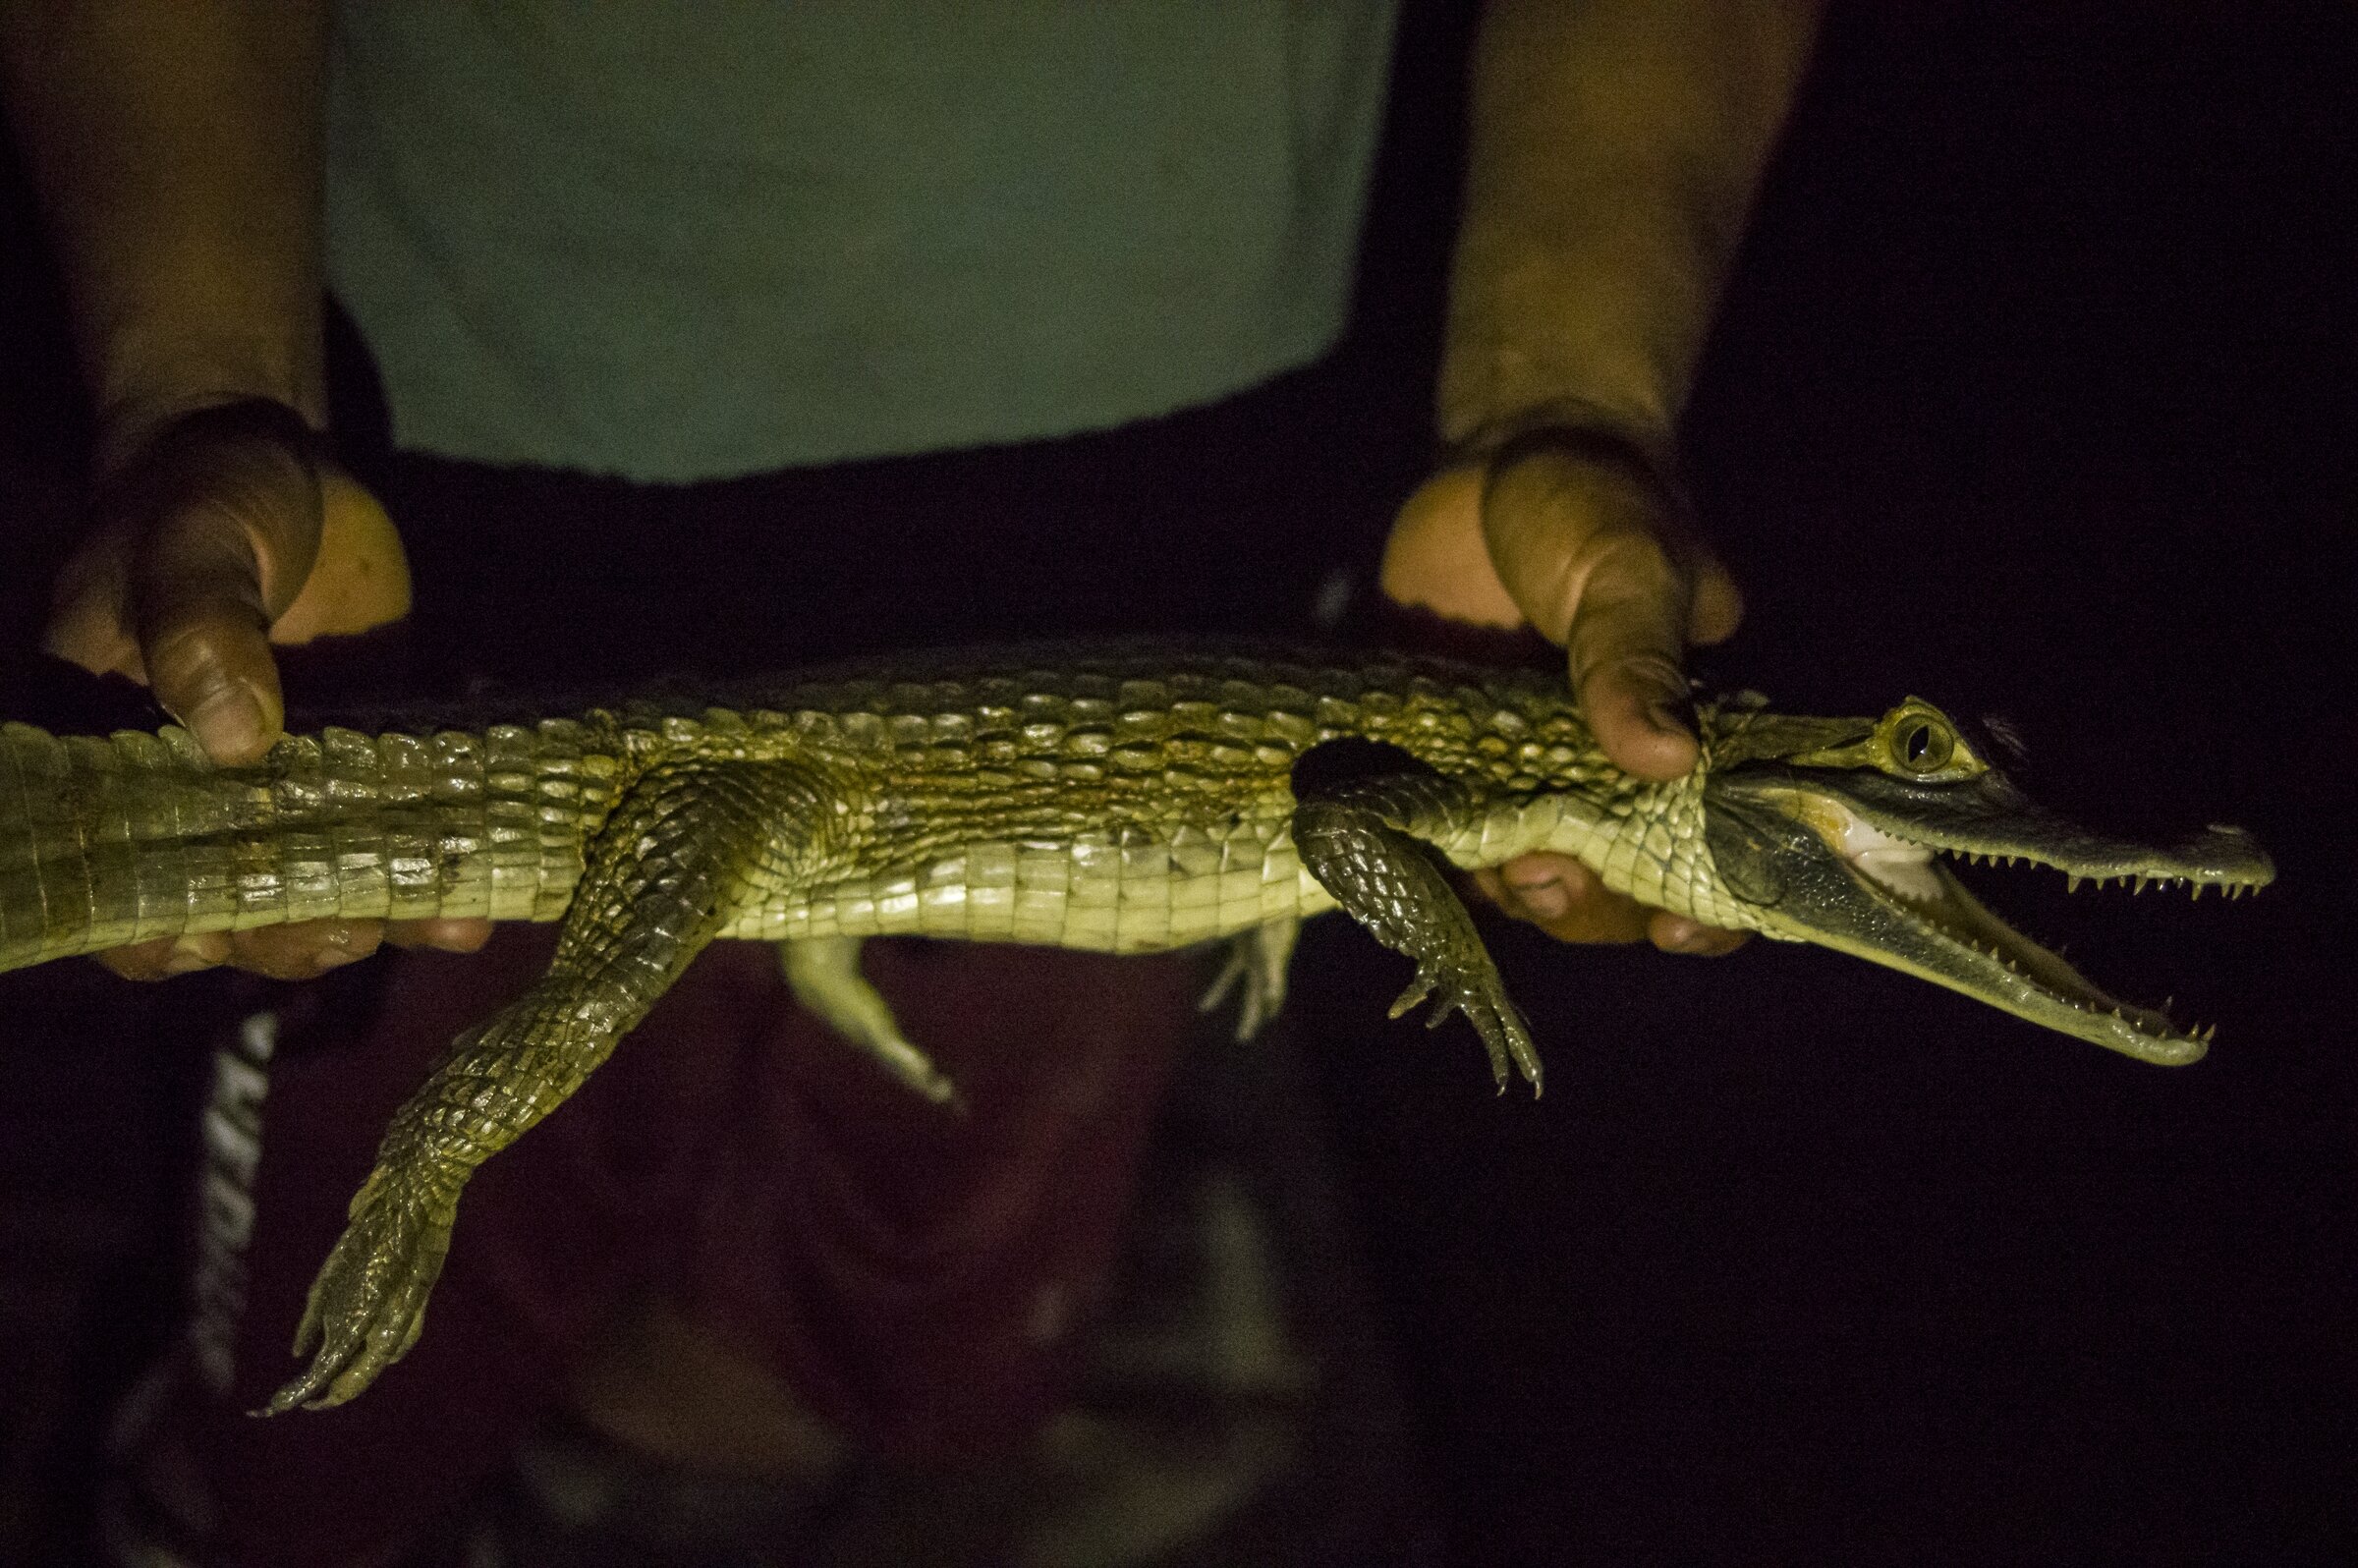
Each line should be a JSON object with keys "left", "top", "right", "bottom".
{"left": 0, "top": 719, "right": 620, "bottom": 973}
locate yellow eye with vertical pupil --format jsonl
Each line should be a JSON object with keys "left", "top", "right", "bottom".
{"left": 1781, "top": 699, "right": 1987, "bottom": 779}
{"left": 1896, "top": 718, "right": 1953, "bottom": 774}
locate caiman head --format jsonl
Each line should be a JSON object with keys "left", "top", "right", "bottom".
{"left": 1699, "top": 697, "right": 2274, "bottom": 1065}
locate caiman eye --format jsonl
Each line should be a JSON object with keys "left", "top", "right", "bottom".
{"left": 1785, "top": 700, "right": 1986, "bottom": 779}
{"left": 1897, "top": 719, "right": 1953, "bottom": 774}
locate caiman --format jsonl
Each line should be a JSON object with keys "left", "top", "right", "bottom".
{"left": 0, "top": 644, "right": 2272, "bottom": 1413}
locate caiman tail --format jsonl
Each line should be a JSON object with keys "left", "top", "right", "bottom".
{"left": 0, "top": 719, "right": 619, "bottom": 972}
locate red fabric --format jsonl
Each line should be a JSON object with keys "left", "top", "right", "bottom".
{"left": 152, "top": 930, "right": 1198, "bottom": 1565}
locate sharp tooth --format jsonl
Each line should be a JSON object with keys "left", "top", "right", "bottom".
{"left": 2066, "top": 874, "right": 2083, "bottom": 894}
{"left": 2191, "top": 883, "right": 2206, "bottom": 900}
{"left": 2133, "top": 876, "right": 2148, "bottom": 894}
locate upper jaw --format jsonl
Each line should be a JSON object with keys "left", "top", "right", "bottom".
{"left": 1828, "top": 768, "right": 2276, "bottom": 896}
{"left": 1702, "top": 767, "right": 2273, "bottom": 1065}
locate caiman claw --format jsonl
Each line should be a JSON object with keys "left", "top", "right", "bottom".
{"left": 259, "top": 1164, "right": 457, "bottom": 1414}
{"left": 1389, "top": 954, "right": 1543, "bottom": 1096}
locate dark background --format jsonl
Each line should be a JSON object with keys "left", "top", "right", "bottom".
{"left": 3, "top": 5, "right": 2350, "bottom": 1563}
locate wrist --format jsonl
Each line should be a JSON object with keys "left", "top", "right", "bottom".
{"left": 1440, "top": 398, "right": 1670, "bottom": 469}
{"left": 92, "top": 375, "right": 323, "bottom": 481}
{"left": 84, "top": 309, "right": 325, "bottom": 469}
{"left": 1439, "top": 404, "right": 1692, "bottom": 531}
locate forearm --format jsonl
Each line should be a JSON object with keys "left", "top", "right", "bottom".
{"left": 0, "top": 1, "right": 330, "bottom": 465}
{"left": 1440, "top": 0, "right": 1822, "bottom": 451}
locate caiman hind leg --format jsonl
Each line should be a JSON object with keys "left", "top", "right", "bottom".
{"left": 264, "top": 759, "right": 839, "bottom": 1413}
{"left": 1198, "top": 917, "right": 1301, "bottom": 1041}
{"left": 779, "top": 933, "right": 960, "bottom": 1107}
{"left": 1292, "top": 772, "right": 1542, "bottom": 1094}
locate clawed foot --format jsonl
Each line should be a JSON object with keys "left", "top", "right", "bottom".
{"left": 1198, "top": 920, "right": 1300, "bottom": 1041}
{"left": 1389, "top": 957, "right": 1543, "bottom": 1095}
{"left": 259, "top": 1164, "right": 457, "bottom": 1414}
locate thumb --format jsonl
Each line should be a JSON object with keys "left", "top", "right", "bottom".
{"left": 1479, "top": 437, "right": 1709, "bottom": 784}
{"left": 111, "top": 402, "right": 325, "bottom": 763}
{"left": 1561, "top": 534, "right": 1700, "bottom": 783}
{"left": 135, "top": 505, "right": 297, "bottom": 766}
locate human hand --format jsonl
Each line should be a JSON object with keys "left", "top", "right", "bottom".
{"left": 1379, "top": 430, "right": 1747, "bottom": 956}
{"left": 44, "top": 398, "right": 491, "bottom": 979}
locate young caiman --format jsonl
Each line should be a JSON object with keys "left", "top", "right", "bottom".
{"left": 0, "top": 644, "right": 2273, "bottom": 1413}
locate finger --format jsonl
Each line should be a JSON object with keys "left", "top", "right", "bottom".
{"left": 1688, "top": 546, "right": 1745, "bottom": 646}
{"left": 42, "top": 527, "right": 145, "bottom": 680}
{"left": 269, "top": 465, "right": 415, "bottom": 644}
{"left": 384, "top": 918, "right": 494, "bottom": 954}
{"left": 95, "top": 931, "right": 232, "bottom": 980}
{"left": 118, "top": 405, "right": 325, "bottom": 763}
{"left": 1647, "top": 911, "right": 1749, "bottom": 957}
{"left": 1376, "top": 465, "right": 1527, "bottom": 628}
{"left": 1497, "top": 855, "right": 1573, "bottom": 922}
{"left": 225, "top": 921, "right": 385, "bottom": 980}
{"left": 132, "top": 463, "right": 318, "bottom": 764}
{"left": 1483, "top": 853, "right": 1654, "bottom": 945}
{"left": 1562, "top": 534, "right": 1702, "bottom": 783}
{"left": 139, "top": 595, "right": 283, "bottom": 764}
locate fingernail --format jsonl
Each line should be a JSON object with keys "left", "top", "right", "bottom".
{"left": 1659, "top": 921, "right": 1719, "bottom": 955}
{"left": 311, "top": 925, "right": 365, "bottom": 969}
{"left": 159, "top": 939, "right": 218, "bottom": 977}
{"left": 181, "top": 683, "right": 267, "bottom": 761}
{"left": 1646, "top": 699, "right": 1693, "bottom": 739}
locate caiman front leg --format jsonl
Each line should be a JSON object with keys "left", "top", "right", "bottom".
{"left": 1292, "top": 771, "right": 1543, "bottom": 1094}
{"left": 264, "top": 758, "right": 835, "bottom": 1413}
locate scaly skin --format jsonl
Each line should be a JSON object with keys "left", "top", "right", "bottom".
{"left": 0, "top": 644, "right": 2273, "bottom": 1411}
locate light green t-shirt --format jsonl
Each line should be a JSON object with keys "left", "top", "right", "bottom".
{"left": 324, "top": 2, "right": 1398, "bottom": 482}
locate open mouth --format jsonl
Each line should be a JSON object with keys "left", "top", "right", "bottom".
{"left": 1793, "top": 796, "right": 2267, "bottom": 1062}
{"left": 1850, "top": 823, "right": 2190, "bottom": 1040}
